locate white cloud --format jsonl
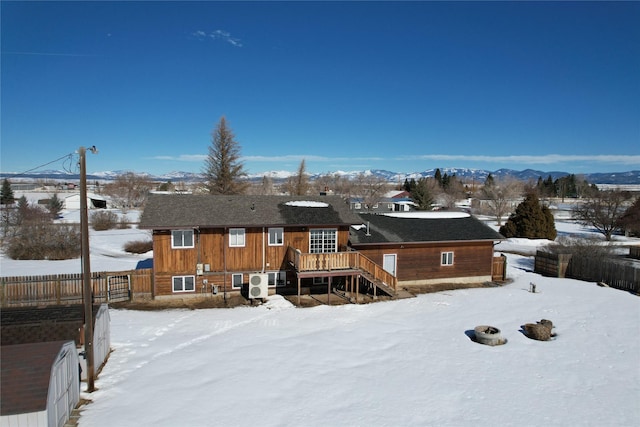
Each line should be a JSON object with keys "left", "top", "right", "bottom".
{"left": 150, "top": 154, "right": 207, "bottom": 162}
{"left": 243, "top": 154, "right": 385, "bottom": 163}
{"left": 192, "top": 29, "right": 243, "bottom": 47}
{"left": 406, "top": 154, "right": 640, "bottom": 166}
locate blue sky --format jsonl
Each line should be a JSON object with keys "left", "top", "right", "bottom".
{"left": 2, "top": 1, "right": 639, "bottom": 177}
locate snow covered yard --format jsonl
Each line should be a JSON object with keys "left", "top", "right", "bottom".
{"left": 77, "top": 263, "right": 639, "bottom": 427}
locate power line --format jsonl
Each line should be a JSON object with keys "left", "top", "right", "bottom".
{"left": 9, "top": 152, "right": 76, "bottom": 178}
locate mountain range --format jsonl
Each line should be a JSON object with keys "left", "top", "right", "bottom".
{"left": 1, "top": 168, "right": 639, "bottom": 185}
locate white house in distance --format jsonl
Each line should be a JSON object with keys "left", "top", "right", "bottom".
{"left": 63, "top": 193, "right": 107, "bottom": 210}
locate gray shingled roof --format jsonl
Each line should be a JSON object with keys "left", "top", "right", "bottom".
{"left": 139, "top": 195, "right": 362, "bottom": 229}
{"left": 350, "top": 213, "right": 504, "bottom": 245}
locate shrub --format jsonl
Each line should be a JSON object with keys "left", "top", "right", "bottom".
{"left": 544, "top": 235, "right": 612, "bottom": 259}
{"left": 91, "top": 210, "right": 119, "bottom": 230}
{"left": 499, "top": 192, "right": 557, "bottom": 240}
{"left": 6, "top": 222, "right": 81, "bottom": 260}
{"left": 124, "top": 239, "right": 153, "bottom": 254}
{"left": 117, "top": 217, "right": 131, "bottom": 229}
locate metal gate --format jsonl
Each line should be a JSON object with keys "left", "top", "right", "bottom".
{"left": 107, "top": 275, "right": 131, "bottom": 302}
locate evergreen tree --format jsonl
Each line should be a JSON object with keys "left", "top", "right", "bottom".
{"left": 47, "top": 193, "right": 63, "bottom": 219}
{"left": 618, "top": 197, "right": 640, "bottom": 237}
{"left": 499, "top": 192, "right": 557, "bottom": 240}
{"left": 203, "top": 116, "right": 248, "bottom": 195}
{"left": 403, "top": 178, "right": 411, "bottom": 193}
{"left": 484, "top": 173, "right": 495, "bottom": 188}
{"left": 1, "top": 178, "right": 15, "bottom": 205}
{"left": 434, "top": 169, "right": 442, "bottom": 187}
{"left": 410, "top": 178, "right": 434, "bottom": 211}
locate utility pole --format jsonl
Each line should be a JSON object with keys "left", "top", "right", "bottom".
{"left": 80, "top": 146, "right": 97, "bottom": 392}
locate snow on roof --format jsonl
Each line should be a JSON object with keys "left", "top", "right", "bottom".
{"left": 382, "top": 211, "right": 470, "bottom": 219}
{"left": 284, "top": 201, "right": 330, "bottom": 208}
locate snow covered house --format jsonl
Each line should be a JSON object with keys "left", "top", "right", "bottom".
{"left": 0, "top": 340, "right": 80, "bottom": 427}
{"left": 139, "top": 195, "right": 505, "bottom": 301}
{"left": 350, "top": 212, "right": 505, "bottom": 287}
{"left": 63, "top": 193, "right": 107, "bottom": 210}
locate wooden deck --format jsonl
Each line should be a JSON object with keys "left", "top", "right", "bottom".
{"left": 286, "top": 247, "right": 397, "bottom": 296}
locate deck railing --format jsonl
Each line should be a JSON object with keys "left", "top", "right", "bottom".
{"left": 286, "top": 247, "right": 396, "bottom": 290}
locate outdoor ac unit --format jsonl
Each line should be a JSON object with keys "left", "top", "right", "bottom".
{"left": 248, "top": 273, "right": 269, "bottom": 299}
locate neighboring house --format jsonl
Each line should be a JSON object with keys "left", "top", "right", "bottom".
{"left": 63, "top": 193, "right": 107, "bottom": 210}
{"left": 0, "top": 340, "right": 80, "bottom": 427}
{"left": 139, "top": 195, "right": 505, "bottom": 301}
{"left": 349, "top": 194, "right": 416, "bottom": 213}
{"left": 350, "top": 212, "right": 505, "bottom": 286}
{"left": 0, "top": 304, "right": 111, "bottom": 381}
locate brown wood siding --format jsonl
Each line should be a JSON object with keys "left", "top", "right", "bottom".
{"left": 355, "top": 241, "right": 494, "bottom": 282}
{"left": 152, "top": 226, "right": 351, "bottom": 296}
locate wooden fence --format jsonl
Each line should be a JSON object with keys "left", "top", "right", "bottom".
{"left": 534, "top": 250, "right": 639, "bottom": 294}
{"left": 0, "top": 269, "right": 153, "bottom": 308}
{"left": 568, "top": 257, "right": 639, "bottom": 294}
{"left": 534, "top": 251, "right": 572, "bottom": 278}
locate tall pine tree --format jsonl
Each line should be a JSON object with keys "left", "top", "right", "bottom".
{"left": 1, "top": 178, "right": 15, "bottom": 204}
{"left": 203, "top": 116, "right": 248, "bottom": 195}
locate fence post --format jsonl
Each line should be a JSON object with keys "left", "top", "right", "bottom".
{"left": 56, "top": 277, "right": 61, "bottom": 305}
{"left": 1, "top": 277, "right": 5, "bottom": 308}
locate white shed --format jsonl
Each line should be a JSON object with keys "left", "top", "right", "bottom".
{"left": 0, "top": 341, "right": 80, "bottom": 427}
{"left": 63, "top": 193, "right": 107, "bottom": 210}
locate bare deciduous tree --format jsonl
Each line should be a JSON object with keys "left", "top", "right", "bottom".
{"left": 572, "top": 189, "right": 633, "bottom": 241}
{"left": 102, "top": 172, "right": 153, "bottom": 211}
{"left": 353, "top": 172, "right": 390, "bottom": 211}
{"left": 480, "top": 177, "right": 523, "bottom": 226}
{"left": 283, "top": 159, "right": 310, "bottom": 196}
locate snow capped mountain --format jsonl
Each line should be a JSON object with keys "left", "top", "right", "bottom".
{"left": 2, "top": 168, "right": 639, "bottom": 185}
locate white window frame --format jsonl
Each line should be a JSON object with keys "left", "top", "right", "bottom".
{"left": 268, "top": 271, "right": 286, "bottom": 287}
{"left": 268, "top": 227, "right": 284, "bottom": 246}
{"left": 354, "top": 202, "right": 362, "bottom": 210}
{"left": 171, "top": 230, "right": 194, "bottom": 249}
{"left": 229, "top": 228, "right": 245, "bottom": 247}
{"left": 309, "top": 228, "right": 337, "bottom": 253}
{"left": 172, "top": 275, "right": 195, "bottom": 293}
{"left": 441, "top": 251, "right": 454, "bottom": 266}
{"left": 232, "top": 273, "right": 243, "bottom": 289}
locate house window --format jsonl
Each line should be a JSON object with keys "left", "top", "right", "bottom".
{"left": 354, "top": 202, "right": 362, "bottom": 210}
{"left": 229, "top": 228, "right": 245, "bottom": 247}
{"left": 268, "top": 271, "right": 286, "bottom": 287}
{"left": 309, "top": 228, "right": 337, "bottom": 253}
{"left": 313, "top": 277, "right": 328, "bottom": 285}
{"left": 171, "top": 230, "right": 194, "bottom": 248}
{"left": 172, "top": 276, "right": 195, "bottom": 293}
{"left": 232, "top": 273, "right": 243, "bottom": 289}
{"left": 441, "top": 251, "right": 454, "bottom": 266}
{"left": 268, "top": 228, "right": 284, "bottom": 246}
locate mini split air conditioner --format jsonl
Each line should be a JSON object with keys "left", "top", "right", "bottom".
{"left": 248, "top": 273, "right": 269, "bottom": 299}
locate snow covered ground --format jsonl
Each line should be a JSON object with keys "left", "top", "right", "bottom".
{"left": 1, "top": 210, "right": 639, "bottom": 426}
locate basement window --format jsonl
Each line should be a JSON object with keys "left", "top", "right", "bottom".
{"left": 441, "top": 251, "right": 454, "bottom": 266}
{"left": 173, "top": 276, "right": 195, "bottom": 293}
{"left": 232, "top": 273, "right": 243, "bottom": 289}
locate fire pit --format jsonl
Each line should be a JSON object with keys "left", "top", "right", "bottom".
{"left": 474, "top": 325, "right": 506, "bottom": 346}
